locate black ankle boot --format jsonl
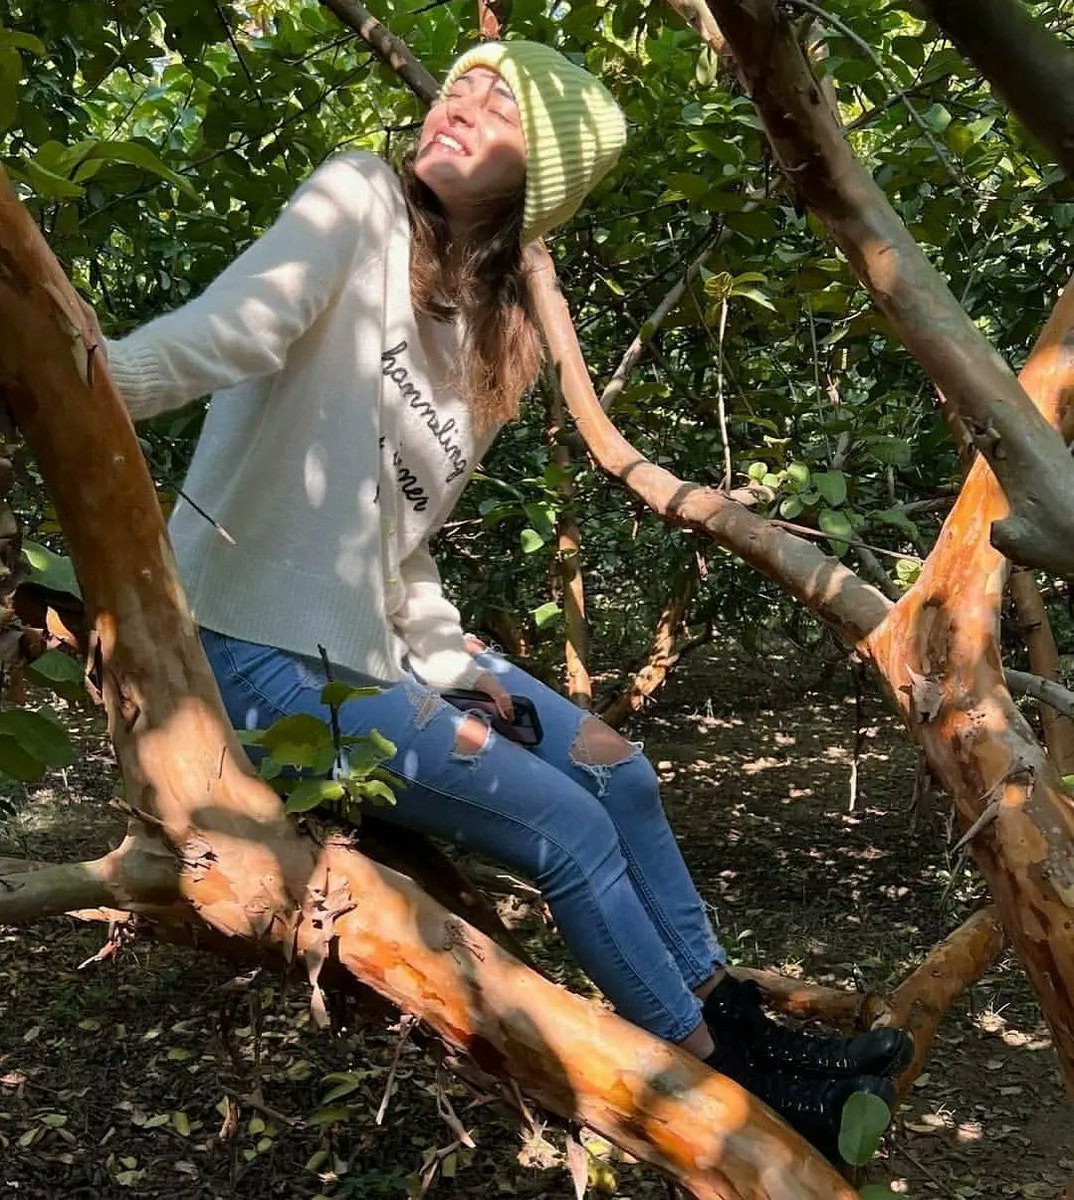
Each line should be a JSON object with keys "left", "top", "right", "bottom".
{"left": 705, "top": 1034, "right": 896, "bottom": 1162}
{"left": 704, "top": 973, "right": 913, "bottom": 1078}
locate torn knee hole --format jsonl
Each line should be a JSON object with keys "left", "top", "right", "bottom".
{"left": 454, "top": 713, "right": 490, "bottom": 757}
{"left": 570, "top": 716, "right": 635, "bottom": 766}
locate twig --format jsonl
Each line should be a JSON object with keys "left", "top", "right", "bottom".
{"left": 599, "top": 225, "right": 724, "bottom": 413}
{"left": 783, "top": 0, "right": 961, "bottom": 185}
{"left": 769, "top": 518, "right": 923, "bottom": 563}
{"left": 715, "top": 297, "right": 732, "bottom": 489}
{"left": 376, "top": 1014, "right": 417, "bottom": 1125}
{"left": 212, "top": 0, "right": 261, "bottom": 105}
{"left": 176, "top": 488, "right": 236, "bottom": 546}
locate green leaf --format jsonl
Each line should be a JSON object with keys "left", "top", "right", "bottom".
{"left": 22, "top": 541, "right": 81, "bottom": 598}
{"left": 837, "top": 1091, "right": 891, "bottom": 1165}
{"left": 779, "top": 495, "right": 803, "bottom": 520}
{"left": 786, "top": 462, "right": 810, "bottom": 488}
{"left": 818, "top": 507, "right": 855, "bottom": 556}
{"left": 746, "top": 461, "right": 768, "bottom": 482}
{"left": 8, "top": 157, "right": 84, "bottom": 199}
{"left": 0, "top": 708, "right": 74, "bottom": 768}
{"left": 523, "top": 501, "right": 556, "bottom": 542}
{"left": 531, "top": 601, "right": 561, "bottom": 629}
{"left": 354, "top": 777, "right": 397, "bottom": 807}
{"left": 520, "top": 527, "right": 545, "bottom": 554}
{"left": 73, "top": 140, "right": 198, "bottom": 198}
{"left": 731, "top": 284, "right": 776, "bottom": 312}
{"left": 0, "top": 48, "right": 18, "bottom": 134}
{"left": 285, "top": 778, "right": 345, "bottom": 814}
{"left": 247, "top": 713, "right": 333, "bottom": 768}
{"left": 870, "top": 507, "right": 919, "bottom": 540}
{"left": 813, "top": 470, "right": 847, "bottom": 507}
{"left": 26, "top": 650, "right": 84, "bottom": 702}
{"left": 320, "top": 681, "right": 380, "bottom": 709}
{"left": 0, "top": 29, "right": 45, "bottom": 56}
{"left": 0, "top": 733, "right": 46, "bottom": 781}
{"left": 863, "top": 436, "right": 912, "bottom": 468}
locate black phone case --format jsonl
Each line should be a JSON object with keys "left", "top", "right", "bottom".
{"left": 441, "top": 689, "right": 544, "bottom": 747}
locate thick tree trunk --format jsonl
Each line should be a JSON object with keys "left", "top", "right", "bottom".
{"left": 0, "top": 172, "right": 855, "bottom": 1196}
{"left": 864, "top": 278, "right": 1074, "bottom": 1088}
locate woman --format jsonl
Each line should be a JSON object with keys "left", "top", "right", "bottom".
{"left": 99, "top": 40, "right": 910, "bottom": 1160}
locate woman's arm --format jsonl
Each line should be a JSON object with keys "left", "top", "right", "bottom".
{"left": 392, "top": 539, "right": 484, "bottom": 691}
{"left": 106, "top": 152, "right": 386, "bottom": 420}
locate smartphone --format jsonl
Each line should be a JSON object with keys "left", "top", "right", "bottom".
{"left": 440, "top": 689, "right": 544, "bottom": 748}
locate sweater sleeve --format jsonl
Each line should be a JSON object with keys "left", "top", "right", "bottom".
{"left": 391, "top": 540, "right": 483, "bottom": 690}
{"left": 106, "top": 152, "right": 386, "bottom": 420}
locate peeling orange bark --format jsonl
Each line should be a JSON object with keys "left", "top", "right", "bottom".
{"left": 865, "top": 278, "right": 1074, "bottom": 1088}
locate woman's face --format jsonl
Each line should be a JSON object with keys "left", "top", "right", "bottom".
{"left": 414, "top": 67, "right": 527, "bottom": 227}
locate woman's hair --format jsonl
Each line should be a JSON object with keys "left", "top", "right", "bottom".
{"left": 399, "top": 151, "right": 543, "bottom": 433}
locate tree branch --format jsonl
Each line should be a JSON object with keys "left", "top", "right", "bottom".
{"left": 904, "top": 0, "right": 1074, "bottom": 178}
{"left": 1005, "top": 668, "right": 1074, "bottom": 722}
{"left": 600, "top": 228, "right": 725, "bottom": 412}
{"left": 319, "top": 0, "right": 438, "bottom": 103}
{"left": 888, "top": 907, "right": 1006, "bottom": 1098}
{"left": 0, "top": 835, "right": 180, "bottom": 924}
{"left": 526, "top": 243, "right": 892, "bottom": 649}
{"left": 701, "top": 0, "right": 1074, "bottom": 575}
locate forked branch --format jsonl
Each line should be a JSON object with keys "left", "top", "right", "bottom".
{"left": 700, "top": 0, "right": 1074, "bottom": 574}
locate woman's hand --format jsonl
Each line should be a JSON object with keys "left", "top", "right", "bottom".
{"left": 471, "top": 671, "right": 513, "bottom": 722}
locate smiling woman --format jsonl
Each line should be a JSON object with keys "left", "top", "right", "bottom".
{"left": 414, "top": 66, "right": 528, "bottom": 222}
{"left": 88, "top": 35, "right": 907, "bottom": 1167}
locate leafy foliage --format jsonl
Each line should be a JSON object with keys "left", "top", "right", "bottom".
{"left": 2, "top": 0, "right": 1072, "bottom": 697}
{"left": 236, "top": 683, "right": 398, "bottom": 821}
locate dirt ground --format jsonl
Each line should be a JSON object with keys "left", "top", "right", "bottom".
{"left": 0, "top": 641, "right": 1071, "bottom": 1199}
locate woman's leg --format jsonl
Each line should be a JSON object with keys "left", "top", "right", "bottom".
{"left": 201, "top": 629, "right": 708, "bottom": 1047}
{"left": 471, "top": 650, "right": 726, "bottom": 991}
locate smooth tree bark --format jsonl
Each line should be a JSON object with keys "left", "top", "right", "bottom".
{"left": 902, "top": 0, "right": 1074, "bottom": 178}
{"left": 700, "top": 0, "right": 1074, "bottom": 575}
{"left": 318, "top": 0, "right": 438, "bottom": 103}
{"left": 0, "top": 171, "right": 857, "bottom": 1199}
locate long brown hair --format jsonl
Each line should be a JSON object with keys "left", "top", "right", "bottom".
{"left": 399, "top": 151, "right": 543, "bottom": 433}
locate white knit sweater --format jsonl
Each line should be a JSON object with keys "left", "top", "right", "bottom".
{"left": 106, "top": 151, "right": 495, "bottom": 689}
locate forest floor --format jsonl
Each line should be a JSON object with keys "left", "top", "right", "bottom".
{"left": 0, "top": 639, "right": 1071, "bottom": 1199}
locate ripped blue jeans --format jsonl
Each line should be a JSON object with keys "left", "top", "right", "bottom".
{"left": 200, "top": 628, "right": 726, "bottom": 1043}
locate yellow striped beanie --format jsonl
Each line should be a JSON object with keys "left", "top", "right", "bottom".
{"left": 440, "top": 41, "right": 627, "bottom": 244}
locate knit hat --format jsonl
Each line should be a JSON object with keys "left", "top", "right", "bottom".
{"left": 439, "top": 41, "right": 626, "bottom": 244}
